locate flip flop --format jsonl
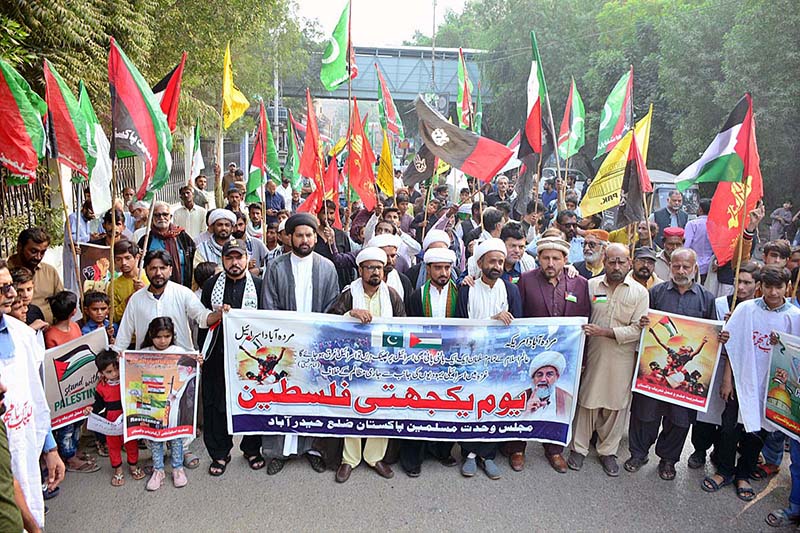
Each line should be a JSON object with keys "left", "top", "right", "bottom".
{"left": 184, "top": 452, "right": 200, "bottom": 469}
{"left": 129, "top": 466, "right": 146, "bottom": 480}
{"left": 245, "top": 453, "right": 265, "bottom": 471}
{"left": 111, "top": 471, "right": 125, "bottom": 487}
{"left": 766, "top": 509, "right": 800, "bottom": 527}
{"left": 701, "top": 474, "right": 733, "bottom": 492}
{"left": 66, "top": 460, "right": 101, "bottom": 473}
{"left": 753, "top": 463, "right": 780, "bottom": 480}
{"left": 208, "top": 455, "right": 231, "bottom": 477}
{"left": 736, "top": 483, "right": 756, "bottom": 502}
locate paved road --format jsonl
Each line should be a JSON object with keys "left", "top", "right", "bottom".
{"left": 46, "top": 436, "right": 790, "bottom": 532}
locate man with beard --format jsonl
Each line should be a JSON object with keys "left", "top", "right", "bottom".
{"left": 456, "top": 239, "right": 522, "bottom": 480}
{"left": 263, "top": 180, "right": 285, "bottom": 225}
{"left": 247, "top": 203, "right": 264, "bottom": 239}
{"left": 526, "top": 210, "right": 584, "bottom": 264}
{"left": 130, "top": 200, "right": 150, "bottom": 241}
{"left": 510, "top": 236, "right": 590, "bottom": 473}
{"left": 573, "top": 230, "right": 608, "bottom": 280}
{"left": 194, "top": 209, "right": 236, "bottom": 270}
{"left": 463, "top": 223, "right": 535, "bottom": 284}
{"left": 524, "top": 351, "right": 572, "bottom": 418}
{"left": 314, "top": 200, "right": 355, "bottom": 290}
{"left": 569, "top": 244, "right": 649, "bottom": 477}
{"left": 114, "top": 251, "right": 223, "bottom": 351}
{"left": 173, "top": 186, "right": 207, "bottom": 240}
{"left": 625, "top": 248, "right": 728, "bottom": 481}
{"left": 629, "top": 247, "right": 663, "bottom": 289}
{"left": 232, "top": 212, "right": 267, "bottom": 276}
{"left": 330, "top": 234, "right": 413, "bottom": 304}
{"left": 652, "top": 190, "right": 688, "bottom": 247}
{"left": 198, "top": 239, "right": 264, "bottom": 476}
{"left": 89, "top": 208, "right": 126, "bottom": 247}
{"left": 609, "top": 220, "right": 660, "bottom": 250}
{"left": 364, "top": 204, "right": 421, "bottom": 271}
{"left": 328, "top": 247, "right": 404, "bottom": 483}
{"left": 0, "top": 259, "right": 64, "bottom": 530}
{"left": 8, "top": 228, "right": 63, "bottom": 324}
{"left": 263, "top": 223, "right": 283, "bottom": 263}
{"left": 486, "top": 175, "right": 511, "bottom": 207}
{"left": 260, "top": 213, "right": 339, "bottom": 475}
{"left": 139, "top": 202, "right": 196, "bottom": 289}
{"left": 192, "top": 174, "right": 216, "bottom": 211}
{"left": 402, "top": 245, "right": 460, "bottom": 478}
{"left": 405, "top": 230, "right": 455, "bottom": 290}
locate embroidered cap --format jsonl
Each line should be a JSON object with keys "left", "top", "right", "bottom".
{"left": 222, "top": 239, "right": 248, "bottom": 256}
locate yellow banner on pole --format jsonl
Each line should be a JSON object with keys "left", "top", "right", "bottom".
{"left": 376, "top": 129, "right": 394, "bottom": 196}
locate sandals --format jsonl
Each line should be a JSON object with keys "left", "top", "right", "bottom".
{"left": 658, "top": 460, "right": 677, "bottom": 481}
{"left": 267, "top": 458, "right": 286, "bottom": 475}
{"left": 766, "top": 509, "right": 800, "bottom": 527}
{"left": 208, "top": 455, "right": 231, "bottom": 477}
{"left": 184, "top": 452, "right": 200, "bottom": 470}
{"left": 129, "top": 466, "right": 145, "bottom": 480}
{"left": 111, "top": 471, "right": 125, "bottom": 487}
{"left": 735, "top": 480, "right": 756, "bottom": 502}
{"left": 66, "top": 460, "right": 101, "bottom": 473}
{"left": 701, "top": 473, "right": 733, "bottom": 492}
{"left": 245, "top": 453, "right": 266, "bottom": 470}
{"left": 752, "top": 463, "right": 780, "bottom": 480}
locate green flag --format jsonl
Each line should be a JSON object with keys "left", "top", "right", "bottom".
{"left": 474, "top": 82, "right": 483, "bottom": 135}
{"left": 0, "top": 59, "right": 46, "bottom": 185}
{"left": 557, "top": 78, "right": 585, "bottom": 160}
{"left": 595, "top": 68, "right": 633, "bottom": 159}
{"left": 283, "top": 110, "right": 302, "bottom": 190}
{"left": 77, "top": 81, "right": 113, "bottom": 215}
{"left": 456, "top": 48, "right": 474, "bottom": 129}
{"left": 246, "top": 99, "right": 282, "bottom": 203}
{"left": 320, "top": 1, "right": 350, "bottom": 92}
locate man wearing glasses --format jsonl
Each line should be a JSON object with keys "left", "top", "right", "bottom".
{"left": 138, "top": 202, "right": 196, "bottom": 288}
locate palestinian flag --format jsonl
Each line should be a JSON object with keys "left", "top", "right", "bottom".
{"left": 615, "top": 123, "right": 653, "bottom": 228}
{"left": 52, "top": 347, "right": 96, "bottom": 382}
{"left": 676, "top": 94, "right": 757, "bottom": 191}
{"left": 595, "top": 67, "right": 633, "bottom": 159}
{"left": 402, "top": 143, "right": 436, "bottom": 188}
{"left": 557, "top": 77, "right": 585, "bottom": 160}
{"left": 457, "top": 48, "right": 473, "bottom": 130}
{"left": 518, "top": 31, "right": 556, "bottom": 166}
{"left": 189, "top": 118, "right": 205, "bottom": 180}
{"left": 0, "top": 59, "right": 47, "bottom": 184}
{"left": 43, "top": 59, "right": 89, "bottom": 179}
{"left": 376, "top": 63, "right": 404, "bottom": 139}
{"left": 151, "top": 52, "right": 186, "bottom": 133}
{"left": 77, "top": 81, "right": 113, "bottom": 215}
{"left": 282, "top": 109, "right": 302, "bottom": 189}
{"left": 704, "top": 94, "right": 763, "bottom": 265}
{"left": 409, "top": 332, "right": 442, "bottom": 349}
{"left": 415, "top": 96, "right": 512, "bottom": 183}
{"left": 658, "top": 315, "right": 679, "bottom": 338}
{"left": 108, "top": 37, "right": 173, "bottom": 200}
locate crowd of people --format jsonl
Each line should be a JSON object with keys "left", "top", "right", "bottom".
{"left": 3, "top": 161, "right": 800, "bottom": 531}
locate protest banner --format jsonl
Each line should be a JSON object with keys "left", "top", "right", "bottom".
{"left": 631, "top": 310, "right": 723, "bottom": 412}
{"left": 764, "top": 332, "right": 800, "bottom": 442}
{"left": 43, "top": 328, "right": 106, "bottom": 429}
{"left": 86, "top": 412, "right": 123, "bottom": 436}
{"left": 79, "top": 242, "right": 112, "bottom": 293}
{"left": 121, "top": 350, "right": 199, "bottom": 442}
{"left": 223, "top": 310, "right": 586, "bottom": 446}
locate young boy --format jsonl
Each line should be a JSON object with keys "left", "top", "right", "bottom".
{"left": 81, "top": 290, "right": 116, "bottom": 343}
{"left": 84, "top": 350, "right": 144, "bottom": 486}
{"left": 109, "top": 239, "right": 145, "bottom": 327}
{"left": 44, "top": 291, "right": 100, "bottom": 473}
{"left": 10, "top": 266, "right": 48, "bottom": 332}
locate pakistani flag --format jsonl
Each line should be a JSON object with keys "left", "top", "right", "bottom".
{"left": 676, "top": 95, "right": 754, "bottom": 191}
{"left": 77, "top": 82, "right": 113, "bottom": 215}
{"left": 0, "top": 59, "right": 47, "bottom": 184}
{"left": 320, "top": 1, "right": 350, "bottom": 91}
{"left": 557, "top": 77, "right": 585, "bottom": 160}
{"left": 190, "top": 119, "right": 205, "bottom": 180}
{"left": 108, "top": 37, "right": 173, "bottom": 200}
{"left": 283, "top": 109, "right": 302, "bottom": 189}
{"left": 596, "top": 68, "right": 633, "bottom": 159}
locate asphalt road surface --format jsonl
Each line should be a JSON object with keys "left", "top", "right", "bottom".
{"left": 46, "top": 435, "right": 791, "bottom": 532}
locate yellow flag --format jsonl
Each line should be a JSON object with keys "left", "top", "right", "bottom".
{"left": 579, "top": 105, "right": 653, "bottom": 217}
{"left": 329, "top": 136, "right": 347, "bottom": 157}
{"left": 376, "top": 129, "right": 394, "bottom": 196}
{"left": 435, "top": 158, "right": 451, "bottom": 176}
{"left": 222, "top": 42, "right": 250, "bottom": 129}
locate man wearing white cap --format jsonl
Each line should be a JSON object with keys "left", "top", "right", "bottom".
{"left": 509, "top": 235, "right": 590, "bottom": 474}
{"left": 454, "top": 201, "right": 480, "bottom": 241}
{"left": 406, "top": 229, "right": 456, "bottom": 290}
{"left": 524, "top": 351, "right": 572, "bottom": 418}
{"left": 277, "top": 218, "right": 291, "bottom": 254}
{"left": 399, "top": 247, "right": 459, "bottom": 477}
{"left": 194, "top": 208, "right": 236, "bottom": 270}
{"left": 455, "top": 237, "right": 522, "bottom": 480}
{"left": 328, "top": 247, "right": 405, "bottom": 482}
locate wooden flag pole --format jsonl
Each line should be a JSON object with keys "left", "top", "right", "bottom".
{"left": 138, "top": 189, "right": 156, "bottom": 271}
{"left": 345, "top": 1, "right": 354, "bottom": 204}
{"left": 55, "top": 164, "right": 83, "bottom": 302}
{"left": 729, "top": 179, "right": 753, "bottom": 311}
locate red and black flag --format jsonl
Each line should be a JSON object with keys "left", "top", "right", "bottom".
{"left": 615, "top": 131, "right": 652, "bottom": 228}
{"left": 402, "top": 144, "right": 436, "bottom": 188}
{"left": 415, "top": 96, "right": 512, "bottom": 183}
{"left": 151, "top": 52, "right": 186, "bottom": 133}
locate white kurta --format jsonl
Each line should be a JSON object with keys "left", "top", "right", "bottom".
{"left": 429, "top": 285, "right": 449, "bottom": 318}
{"left": 290, "top": 254, "right": 314, "bottom": 313}
{"left": 468, "top": 278, "right": 508, "bottom": 319}
{"left": 1, "top": 316, "right": 50, "bottom": 528}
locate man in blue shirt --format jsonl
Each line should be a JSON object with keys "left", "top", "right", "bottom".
{"left": 263, "top": 180, "right": 285, "bottom": 225}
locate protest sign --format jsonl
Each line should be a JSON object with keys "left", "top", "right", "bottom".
{"left": 764, "top": 332, "right": 800, "bottom": 442}
{"left": 632, "top": 310, "right": 723, "bottom": 412}
{"left": 43, "top": 328, "right": 106, "bottom": 429}
{"left": 121, "top": 350, "right": 199, "bottom": 442}
{"left": 223, "top": 310, "right": 586, "bottom": 445}
{"left": 86, "top": 412, "right": 123, "bottom": 436}
{"left": 79, "top": 242, "right": 111, "bottom": 293}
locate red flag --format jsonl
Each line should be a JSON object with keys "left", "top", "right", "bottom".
{"left": 298, "top": 88, "right": 324, "bottom": 191}
{"left": 151, "top": 52, "right": 186, "bottom": 132}
{"left": 707, "top": 94, "right": 763, "bottom": 265}
{"left": 345, "top": 98, "right": 377, "bottom": 211}
{"left": 43, "top": 59, "right": 89, "bottom": 177}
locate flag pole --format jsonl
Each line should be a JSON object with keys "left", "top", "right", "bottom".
{"left": 421, "top": 173, "right": 434, "bottom": 241}
{"left": 139, "top": 189, "right": 156, "bottom": 271}
{"left": 730, "top": 178, "right": 753, "bottom": 311}
{"left": 55, "top": 163, "right": 83, "bottom": 303}
{"left": 346, "top": 1, "right": 353, "bottom": 205}
{"left": 629, "top": 64, "right": 651, "bottom": 248}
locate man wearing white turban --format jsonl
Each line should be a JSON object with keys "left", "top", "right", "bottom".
{"left": 524, "top": 351, "right": 572, "bottom": 420}
{"left": 194, "top": 208, "right": 236, "bottom": 270}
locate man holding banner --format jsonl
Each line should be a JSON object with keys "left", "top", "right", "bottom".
{"left": 328, "top": 247, "right": 406, "bottom": 482}
{"left": 625, "top": 248, "right": 727, "bottom": 481}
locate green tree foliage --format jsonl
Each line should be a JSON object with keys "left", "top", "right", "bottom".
{"left": 409, "top": 0, "right": 799, "bottom": 201}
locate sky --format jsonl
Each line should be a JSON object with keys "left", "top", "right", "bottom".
{"left": 295, "top": 0, "right": 468, "bottom": 47}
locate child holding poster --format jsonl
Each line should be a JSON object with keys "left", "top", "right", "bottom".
{"left": 84, "top": 350, "right": 145, "bottom": 486}
{"left": 139, "top": 317, "right": 192, "bottom": 491}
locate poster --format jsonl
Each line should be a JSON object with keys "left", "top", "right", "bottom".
{"left": 224, "top": 310, "right": 587, "bottom": 445}
{"left": 121, "top": 350, "right": 200, "bottom": 442}
{"left": 631, "top": 310, "right": 723, "bottom": 412}
{"left": 79, "top": 242, "right": 112, "bottom": 293}
{"left": 764, "top": 332, "right": 800, "bottom": 442}
{"left": 43, "top": 328, "right": 106, "bottom": 429}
